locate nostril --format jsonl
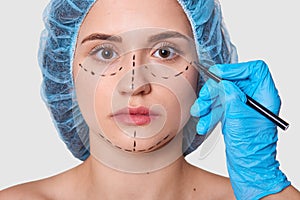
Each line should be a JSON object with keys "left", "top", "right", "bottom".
{"left": 132, "top": 84, "right": 152, "bottom": 96}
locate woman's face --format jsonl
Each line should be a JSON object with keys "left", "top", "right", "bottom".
{"left": 73, "top": 0, "right": 198, "bottom": 153}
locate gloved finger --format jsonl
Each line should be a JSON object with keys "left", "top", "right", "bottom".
{"left": 191, "top": 79, "right": 219, "bottom": 117}
{"left": 198, "top": 79, "right": 219, "bottom": 100}
{"left": 210, "top": 61, "right": 281, "bottom": 113}
{"left": 209, "top": 60, "right": 268, "bottom": 82}
{"left": 217, "top": 80, "right": 247, "bottom": 119}
{"left": 191, "top": 97, "right": 220, "bottom": 118}
{"left": 221, "top": 81, "right": 279, "bottom": 132}
{"left": 209, "top": 60, "right": 271, "bottom": 95}
{"left": 191, "top": 98, "right": 209, "bottom": 117}
{"left": 196, "top": 104, "right": 223, "bottom": 135}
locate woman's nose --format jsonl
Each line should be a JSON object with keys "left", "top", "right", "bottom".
{"left": 131, "top": 83, "right": 151, "bottom": 96}
{"left": 117, "top": 53, "right": 151, "bottom": 96}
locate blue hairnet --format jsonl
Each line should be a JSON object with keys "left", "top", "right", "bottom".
{"left": 38, "top": 0, "right": 237, "bottom": 160}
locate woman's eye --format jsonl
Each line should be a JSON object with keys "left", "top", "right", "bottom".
{"left": 92, "top": 46, "right": 119, "bottom": 62}
{"left": 152, "top": 47, "right": 177, "bottom": 60}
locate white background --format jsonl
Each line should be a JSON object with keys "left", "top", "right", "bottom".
{"left": 0, "top": 0, "right": 299, "bottom": 190}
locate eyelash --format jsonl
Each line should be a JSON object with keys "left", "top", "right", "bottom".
{"left": 88, "top": 42, "right": 183, "bottom": 64}
{"left": 89, "top": 44, "right": 119, "bottom": 64}
{"left": 151, "top": 42, "right": 183, "bottom": 62}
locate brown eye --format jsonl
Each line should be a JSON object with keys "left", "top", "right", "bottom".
{"left": 152, "top": 46, "right": 177, "bottom": 60}
{"left": 158, "top": 48, "right": 171, "bottom": 58}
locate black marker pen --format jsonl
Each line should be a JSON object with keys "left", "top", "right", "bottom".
{"left": 194, "top": 62, "right": 289, "bottom": 131}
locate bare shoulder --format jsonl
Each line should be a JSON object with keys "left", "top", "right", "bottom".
{"left": 0, "top": 180, "right": 51, "bottom": 200}
{"left": 183, "top": 161, "right": 235, "bottom": 200}
{"left": 0, "top": 165, "right": 82, "bottom": 200}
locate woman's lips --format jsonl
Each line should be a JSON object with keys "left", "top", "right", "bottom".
{"left": 111, "top": 106, "right": 159, "bottom": 126}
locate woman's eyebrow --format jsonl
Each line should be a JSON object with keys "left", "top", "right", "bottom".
{"left": 81, "top": 31, "right": 189, "bottom": 45}
{"left": 81, "top": 33, "right": 122, "bottom": 44}
{"left": 148, "top": 31, "right": 190, "bottom": 43}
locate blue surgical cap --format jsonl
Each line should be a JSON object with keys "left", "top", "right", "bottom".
{"left": 38, "top": 0, "right": 237, "bottom": 160}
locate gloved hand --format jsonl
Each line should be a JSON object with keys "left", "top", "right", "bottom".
{"left": 191, "top": 60, "right": 291, "bottom": 200}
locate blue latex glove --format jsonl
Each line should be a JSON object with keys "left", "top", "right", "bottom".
{"left": 191, "top": 60, "right": 291, "bottom": 200}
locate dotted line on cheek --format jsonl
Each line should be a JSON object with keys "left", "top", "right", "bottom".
{"left": 79, "top": 61, "right": 193, "bottom": 79}
{"left": 79, "top": 63, "right": 123, "bottom": 77}
{"left": 143, "top": 63, "right": 191, "bottom": 80}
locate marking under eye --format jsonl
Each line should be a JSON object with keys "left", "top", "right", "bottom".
{"left": 151, "top": 72, "right": 157, "bottom": 77}
{"left": 79, "top": 63, "right": 123, "bottom": 77}
{"left": 174, "top": 71, "right": 183, "bottom": 77}
{"left": 143, "top": 63, "right": 191, "bottom": 79}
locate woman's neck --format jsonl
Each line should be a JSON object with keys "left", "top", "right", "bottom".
{"left": 81, "top": 155, "right": 188, "bottom": 199}
{"left": 77, "top": 131, "right": 190, "bottom": 199}
{"left": 88, "top": 129, "right": 185, "bottom": 173}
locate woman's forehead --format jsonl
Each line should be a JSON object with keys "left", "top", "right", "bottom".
{"left": 78, "top": 0, "right": 193, "bottom": 40}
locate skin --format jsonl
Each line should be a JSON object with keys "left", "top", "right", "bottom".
{"left": 1, "top": 0, "right": 299, "bottom": 199}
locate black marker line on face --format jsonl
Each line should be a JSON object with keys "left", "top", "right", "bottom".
{"left": 142, "top": 63, "right": 191, "bottom": 79}
{"left": 114, "top": 145, "right": 122, "bottom": 150}
{"left": 132, "top": 55, "right": 136, "bottom": 67}
{"left": 90, "top": 61, "right": 192, "bottom": 153}
{"left": 131, "top": 54, "right": 136, "bottom": 90}
{"left": 79, "top": 59, "right": 191, "bottom": 79}
{"left": 133, "top": 140, "right": 136, "bottom": 152}
{"left": 174, "top": 71, "right": 184, "bottom": 77}
{"left": 98, "top": 132, "right": 172, "bottom": 153}
{"left": 79, "top": 63, "right": 124, "bottom": 77}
